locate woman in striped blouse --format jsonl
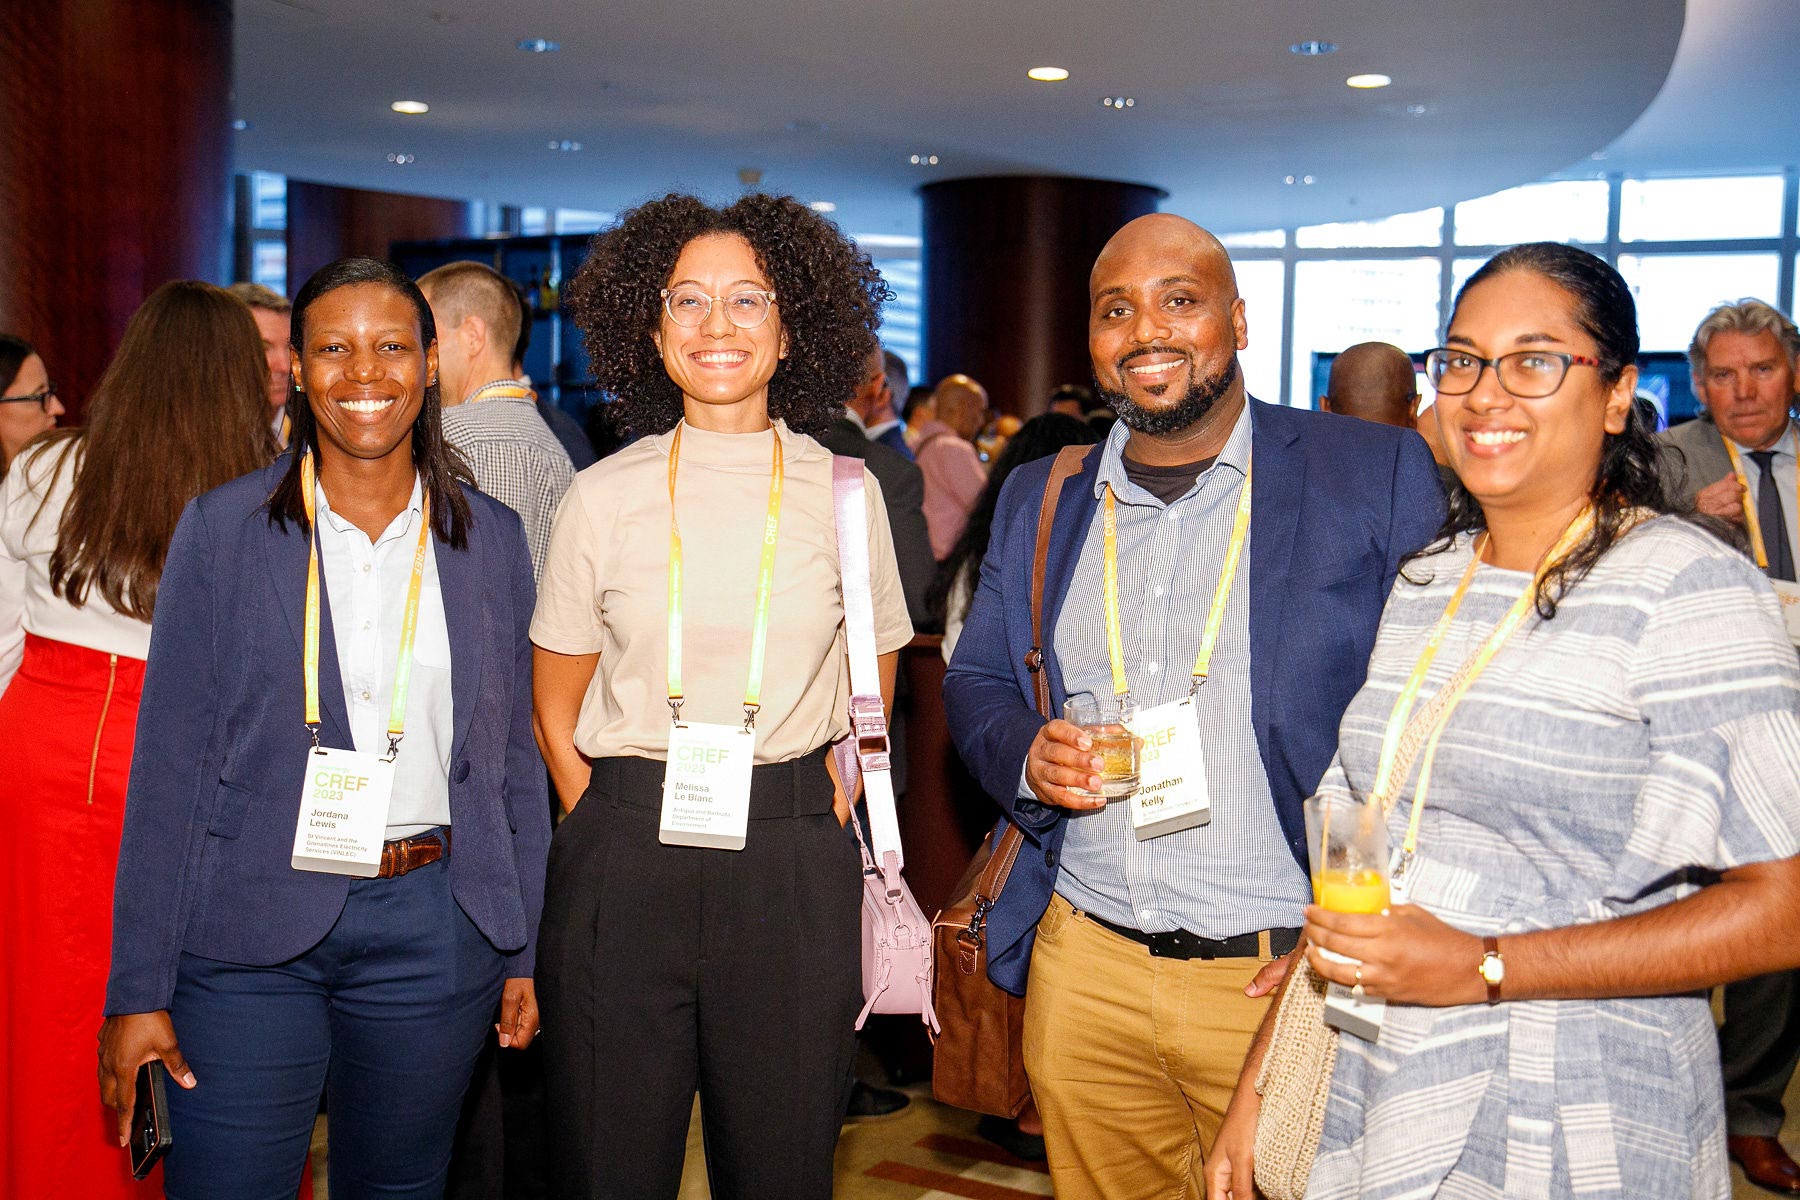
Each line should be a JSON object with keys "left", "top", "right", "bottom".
{"left": 1212, "top": 243, "right": 1800, "bottom": 1200}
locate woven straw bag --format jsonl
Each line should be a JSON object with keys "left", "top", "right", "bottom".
{"left": 1252, "top": 953, "right": 1338, "bottom": 1200}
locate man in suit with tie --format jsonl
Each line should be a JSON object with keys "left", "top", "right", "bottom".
{"left": 843, "top": 345, "right": 916, "bottom": 461}
{"left": 943, "top": 214, "right": 1443, "bottom": 1198}
{"left": 1659, "top": 298, "right": 1800, "bottom": 1194}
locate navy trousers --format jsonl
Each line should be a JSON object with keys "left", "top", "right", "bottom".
{"left": 162, "top": 856, "right": 504, "bottom": 1200}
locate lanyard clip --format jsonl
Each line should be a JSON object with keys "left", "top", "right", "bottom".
{"left": 742, "top": 703, "right": 760, "bottom": 732}
{"left": 1188, "top": 674, "right": 1206, "bottom": 699}
{"left": 668, "top": 697, "right": 684, "bottom": 726}
{"left": 306, "top": 722, "right": 321, "bottom": 750}
{"left": 385, "top": 733, "right": 402, "bottom": 762}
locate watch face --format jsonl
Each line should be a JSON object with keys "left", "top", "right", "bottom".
{"left": 1480, "top": 956, "right": 1505, "bottom": 985}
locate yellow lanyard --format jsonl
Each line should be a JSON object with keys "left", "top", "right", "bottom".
{"left": 1376, "top": 508, "right": 1596, "bottom": 862}
{"left": 1101, "top": 460, "right": 1253, "bottom": 703}
{"left": 1721, "top": 435, "right": 1794, "bottom": 572}
{"left": 300, "top": 453, "right": 432, "bottom": 759}
{"left": 665, "top": 423, "right": 784, "bottom": 729}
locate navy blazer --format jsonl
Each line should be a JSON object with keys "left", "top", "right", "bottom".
{"left": 943, "top": 399, "right": 1445, "bottom": 996}
{"left": 105, "top": 460, "right": 552, "bottom": 1016}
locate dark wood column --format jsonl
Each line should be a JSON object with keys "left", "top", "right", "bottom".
{"left": 285, "top": 181, "right": 479, "bottom": 293}
{"left": 0, "top": 0, "right": 233, "bottom": 423}
{"left": 922, "top": 176, "right": 1163, "bottom": 419}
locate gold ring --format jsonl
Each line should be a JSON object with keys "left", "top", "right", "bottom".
{"left": 1351, "top": 965, "right": 1365, "bottom": 998}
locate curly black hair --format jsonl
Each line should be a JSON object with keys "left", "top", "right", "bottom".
{"left": 563, "top": 193, "right": 893, "bottom": 439}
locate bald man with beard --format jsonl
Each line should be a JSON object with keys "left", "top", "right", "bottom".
{"left": 943, "top": 213, "right": 1444, "bottom": 1200}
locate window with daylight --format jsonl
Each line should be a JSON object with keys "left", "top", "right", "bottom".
{"left": 1452, "top": 180, "right": 1609, "bottom": 247}
{"left": 871, "top": 258, "right": 924, "bottom": 383}
{"left": 1234, "top": 259, "right": 1285, "bottom": 402}
{"left": 1619, "top": 176, "right": 1785, "bottom": 243}
{"left": 1219, "top": 229, "right": 1287, "bottom": 249}
{"left": 1291, "top": 259, "right": 1442, "bottom": 407}
{"left": 1617, "top": 253, "right": 1782, "bottom": 350}
{"left": 1295, "top": 207, "right": 1444, "bottom": 250}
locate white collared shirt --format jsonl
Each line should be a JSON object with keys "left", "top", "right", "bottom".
{"left": 1727, "top": 424, "right": 1800, "bottom": 572}
{"left": 314, "top": 475, "right": 454, "bottom": 837}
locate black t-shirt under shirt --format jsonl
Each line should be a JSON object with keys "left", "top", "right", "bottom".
{"left": 1120, "top": 454, "right": 1219, "bottom": 506}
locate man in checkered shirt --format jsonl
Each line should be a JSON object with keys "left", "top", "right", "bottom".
{"left": 421, "top": 261, "right": 576, "bottom": 582}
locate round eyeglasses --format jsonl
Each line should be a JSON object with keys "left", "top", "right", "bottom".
{"left": 1424, "top": 348, "right": 1603, "bottom": 400}
{"left": 0, "top": 383, "right": 58, "bottom": 412}
{"left": 660, "top": 288, "right": 777, "bottom": 329}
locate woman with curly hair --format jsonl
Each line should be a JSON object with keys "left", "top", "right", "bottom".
{"left": 530, "top": 193, "right": 913, "bottom": 1199}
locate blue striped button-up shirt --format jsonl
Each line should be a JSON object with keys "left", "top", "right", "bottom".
{"left": 1052, "top": 406, "right": 1311, "bottom": 938}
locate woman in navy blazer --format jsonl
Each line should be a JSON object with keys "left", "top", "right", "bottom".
{"left": 97, "top": 258, "right": 550, "bottom": 1200}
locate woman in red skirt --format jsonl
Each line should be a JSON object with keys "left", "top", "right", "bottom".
{"left": 0, "top": 285, "right": 273, "bottom": 1198}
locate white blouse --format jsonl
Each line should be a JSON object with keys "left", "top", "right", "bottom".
{"left": 0, "top": 439, "right": 152, "bottom": 694}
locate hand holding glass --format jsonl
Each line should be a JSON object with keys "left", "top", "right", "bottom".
{"left": 1062, "top": 695, "right": 1140, "bottom": 800}
{"left": 1304, "top": 792, "right": 1390, "bottom": 915}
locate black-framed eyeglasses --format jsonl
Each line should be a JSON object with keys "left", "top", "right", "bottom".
{"left": 1424, "top": 348, "right": 1603, "bottom": 399}
{"left": 659, "top": 288, "right": 777, "bottom": 329}
{"left": 0, "top": 384, "right": 57, "bottom": 412}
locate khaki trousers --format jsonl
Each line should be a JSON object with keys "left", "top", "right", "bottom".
{"left": 1022, "top": 894, "right": 1275, "bottom": 1200}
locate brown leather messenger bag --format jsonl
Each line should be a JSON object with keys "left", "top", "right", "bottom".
{"left": 930, "top": 444, "right": 1092, "bottom": 1117}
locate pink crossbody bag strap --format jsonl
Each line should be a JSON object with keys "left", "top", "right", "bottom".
{"left": 831, "top": 455, "right": 938, "bottom": 1033}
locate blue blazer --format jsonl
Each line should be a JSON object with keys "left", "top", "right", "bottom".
{"left": 942, "top": 400, "right": 1445, "bottom": 996}
{"left": 105, "top": 461, "right": 552, "bottom": 1016}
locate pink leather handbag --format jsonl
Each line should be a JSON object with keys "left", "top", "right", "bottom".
{"left": 830, "top": 456, "right": 938, "bottom": 1033}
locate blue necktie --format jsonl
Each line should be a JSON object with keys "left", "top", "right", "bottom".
{"left": 1747, "top": 450, "right": 1795, "bottom": 582}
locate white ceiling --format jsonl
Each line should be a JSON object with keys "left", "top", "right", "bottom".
{"left": 232, "top": 0, "right": 1781, "bottom": 240}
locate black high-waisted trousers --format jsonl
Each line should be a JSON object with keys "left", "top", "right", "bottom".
{"left": 537, "top": 748, "right": 862, "bottom": 1200}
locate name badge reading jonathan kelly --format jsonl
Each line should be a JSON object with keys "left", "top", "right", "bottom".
{"left": 291, "top": 746, "right": 395, "bottom": 876}
{"left": 660, "top": 722, "right": 756, "bottom": 850}
{"left": 1125, "top": 698, "right": 1211, "bottom": 841}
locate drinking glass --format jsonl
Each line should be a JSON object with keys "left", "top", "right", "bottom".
{"left": 1303, "top": 792, "right": 1390, "bottom": 915}
{"left": 1062, "top": 694, "right": 1139, "bottom": 800}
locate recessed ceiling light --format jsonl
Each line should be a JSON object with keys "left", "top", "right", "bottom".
{"left": 909, "top": 154, "right": 940, "bottom": 166}
{"left": 1405, "top": 103, "right": 1428, "bottom": 115}
{"left": 1289, "top": 40, "right": 1338, "bottom": 56}
{"left": 1346, "top": 73, "right": 1392, "bottom": 89}
{"left": 808, "top": 201, "right": 837, "bottom": 213}
{"left": 1027, "top": 66, "right": 1070, "bottom": 82}
{"left": 517, "top": 38, "right": 560, "bottom": 52}
{"left": 547, "top": 140, "right": 582, "bottom": 152}
{"left": 385, "top": 153, "right": 416, "bottom": 165}
{"left": 1101, "top": 96, "right": 1136, "bottom": 109}
{"left": 391, "top": 100, "right": 429, "bottom": 115}
{"left": 1283, "top": 174, "right": 1316, "bottom": 186}
{"left": 230, "top": 118, "right": 251, "bottom": 131}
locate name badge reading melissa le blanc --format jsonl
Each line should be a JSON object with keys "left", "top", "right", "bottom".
{"left": 1125, "top": 697, "right": 1211, "bottom": 841}
{"left": 291, "top": 746, "right": 395, "bottom": 876}
{"left": 660, "top": 721, "right": 756, "bottom": 851}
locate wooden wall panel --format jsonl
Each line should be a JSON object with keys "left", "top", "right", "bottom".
{"left": 0, "top": 0, "right": 232, "bottom": 423}
{"left": 285, "top": 181, "right": 478, "bottom": 294}
{"left": 922, "top": 176, "right": 1163, "bottom": 419}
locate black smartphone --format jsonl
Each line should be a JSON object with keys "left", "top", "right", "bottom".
{"left": 129, "top": 1061, "right": 173, "bottom": 1179}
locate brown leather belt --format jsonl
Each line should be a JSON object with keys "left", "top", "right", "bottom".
{"left": 376, "top": 829, "right": 450, "bottom": 879}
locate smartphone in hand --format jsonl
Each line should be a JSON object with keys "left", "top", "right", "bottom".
{"left": 129, "top": 1061, "right": 173, "bottom": 1179}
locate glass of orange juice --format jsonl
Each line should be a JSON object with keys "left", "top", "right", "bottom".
{"left": 1304, "top": 793, "right": 1390, "bottom": 916}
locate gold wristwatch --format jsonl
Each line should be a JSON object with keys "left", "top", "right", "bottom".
{"left": 1478, "top": 935, "right": 1504, "bottom": 1005}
